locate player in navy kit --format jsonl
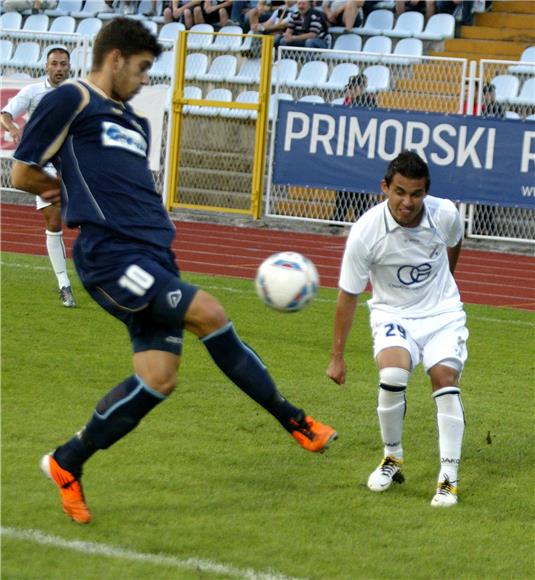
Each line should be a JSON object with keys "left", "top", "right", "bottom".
{"left": 12, "top": 18, "right": 337, "bottom": 524}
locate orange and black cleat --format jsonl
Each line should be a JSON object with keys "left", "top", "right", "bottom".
{"left": 289, "top": 414, "right": 338, "bottom": 453}
{"left": 40, "top": 453, "right": 92, "bottom": 524}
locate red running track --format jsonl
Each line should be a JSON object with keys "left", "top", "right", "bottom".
{"left": 2, "top": 203, "right": 534, "bottom": 310}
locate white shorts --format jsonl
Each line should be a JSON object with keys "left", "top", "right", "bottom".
{"left": 36, "top": 163, "right": 57, "bottom": 211}
{"left": 370, "top": 309, "right": 469, "bottom": 373}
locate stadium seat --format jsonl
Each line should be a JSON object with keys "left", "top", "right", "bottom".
{"left": 505, "top": 111, "right": 520, "bottom": 119}
{"left": 508, "top": 46, "right": 535, "bottom": 75}
{"left": 323, "top": 62, "right": 360, "bottom": 90}
{"left": 200, "top": 54, "right": 238, "bottom": 82}
{"left": 526, "top": 113, "right": 535, "bottom": 121}
{"left": 185, "top": 52, "right": 208, "bottom": 80}
{"left": 187, "top": 24, "right": 214, "bottom": 49}
{"left": 331, "top": 96, "right": 345, "bottom": 105}
{"left": 268, "top": 92, "right": 293, "bottom": 121}
{"left": 0, "top": 11, "right": 22, "bottom": 31}
{"left": 271, "top": 58, "right": 298, "bottom": 86}
{"left": 7, "top": 41, "right": 41, "bottom": 67}
{"left": 359, "top": 35, "right": 393, "bottom": 62}
{"left": 388, "top": 11, "right": 424, "bottom": 38}
{"left": 0, "top": 39, "right": 14, "bottom": 65}
{"left": 158, "top": 22, "right": 185, "bottom": 47}
{"left": 141, "top": 20, "right": 158, "bottom": 35}
{"left": 491, "top": 74, "right": 520, "bottom": 102}
{"left": 183, "top": 85, "right": 202, "bottom": 114}
{"left": 416, "top": 14, "right": 455, "bottom": 40}
{"left": 286, "top": 60, "right": 328, "bottom": 88}
{"left": 363, "top": 64, "right": 390, "bottom": 92}
{"left": 234, "top": 58, "right": 261, "bottom": 84}
{"left": 71, "top": 0, "right": 109, "bottom": 18}
{"left": 12, "top": 13, "right": 49, "bottom": 39}
{"left": 47, "top": 15, "right": 76, "bottom": 40}
{"left": 76, "top": 17, "right": 103, "bottom": 38}
{"left": 383, "top": 37, "right": 423, "bottom": 64}
{"left": 298, "top": 95, "right": 325, "bottom": 103}
{"left": 69, "top": 45, "right": 91, "bottom": 72}
{"left": 509, "top": 78, "right": 535, "bottom": 106}
{"left": 328, "top": 34, "right": 362, "bottom": 60}
{"left": 126, "top": 0, "right": 160, "bottom": 21}
{"left": 207, "top": 26, "right": 244, "bottom": 52}
{"left": 360, "top": 9, "right": 395, "bottom": 36}
{"left": 149, "top": 50, "right": 174, "bottom": 78}
{"left": 224, "top": 90, "right": 259, "bottom": 119}
{"left": 195, "top": 87, "right": 232, "bottom": 116}
{"left": 45, "top": 0, "right": 83, "bottom": 17}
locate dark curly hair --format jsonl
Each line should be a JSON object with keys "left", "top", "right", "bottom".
{"left": 92, "top": 17, "right": 162, "bottom": 70}
{"left": 384, "top": 150, "right": 431, "bottom": 192}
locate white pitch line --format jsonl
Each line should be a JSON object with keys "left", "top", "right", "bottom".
{"left": 1, "top": 527, "right": 301, "bottom": 580}
{"left": 2, "top": 260, "right": 534, "bottom": 327}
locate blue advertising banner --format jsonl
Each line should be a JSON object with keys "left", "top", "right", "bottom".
{"left": 272, "top": 101, "right": 535, "bottom": 209}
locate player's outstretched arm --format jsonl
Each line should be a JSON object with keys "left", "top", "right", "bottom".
{"left": 326, "top": 289, "right": 358, "bottom": 386}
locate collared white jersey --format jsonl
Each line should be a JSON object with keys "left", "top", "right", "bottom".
{"left": 339, "top": 195, "right": 464, "bottom": 318}
{"left": 1, "top": 79, "right": 54, "bottom": 119}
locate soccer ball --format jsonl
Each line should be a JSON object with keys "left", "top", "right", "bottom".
{"left": 255, "top": 251, "right": 319, "bottom": 312}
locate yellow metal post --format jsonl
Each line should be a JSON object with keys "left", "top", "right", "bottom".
{"left": 165, "top": 30, "right": 188, "bottom": 211}
{"left": 250, "top": 34, "right": 273, "bottom": 219}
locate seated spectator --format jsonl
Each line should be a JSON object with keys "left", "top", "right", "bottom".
{"left": 276, "top": 0, "right": 330, "bottom": 49}
{"left": 250, "top": 0, "right": 296, "bottom": 41}
{"left": 3, "top": 0, "right": 57, "bottom": 12}
{"left": 193, "top": 0, "right": 233, "bottom": 27}
{"left": 332, "top": 73, "right": 378, "bottom": 223}
{"left": 322, "top": 1, "right": 364, "bottom": 32}
{"left": 395, "top": 0, "right": 435, "bottom": 19}
{"left": 247, "top": 0, "right": 288, "bottom": 31}
{"left": 435, "top": 0, "right": 474, "bottom": 25}
{"left": 163, "top": 0, "right": 200, "bottom": 26}
{"left": 481, "top": 82, "right": 505, "bottom": 119}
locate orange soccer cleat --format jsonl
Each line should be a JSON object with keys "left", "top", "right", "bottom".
{"left": 289, "top": 414, "right": 338, "bottom": 453}
{"left": 40, "top": 453, "right": 92, "bottom": 524}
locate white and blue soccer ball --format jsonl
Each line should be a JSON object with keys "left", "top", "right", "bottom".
{"left": 255, "top": 251, "right": 319, "bottom": 312}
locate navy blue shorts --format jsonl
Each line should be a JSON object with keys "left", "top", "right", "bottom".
{"left": 73, "top": 232, "right": 198, "bottom": 355}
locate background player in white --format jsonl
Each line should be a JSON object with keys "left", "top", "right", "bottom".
{"left": 326, "top": 151, "right": 468, "bottom": 507}
{"left": 1, "top": 46, "right": 76, "bottom": 307}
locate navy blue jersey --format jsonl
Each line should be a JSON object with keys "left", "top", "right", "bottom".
{"left": 14, "top": 79, "right": 175, "bottom": 250}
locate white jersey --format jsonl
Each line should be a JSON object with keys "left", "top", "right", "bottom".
{"left": 1, "top": 79, "right": 54, "bottom": 119}
{"left": 339, "top": 195, "right": 464, "bottom": 318}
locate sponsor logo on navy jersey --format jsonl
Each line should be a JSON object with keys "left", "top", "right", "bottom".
{"left": 397, "top": 263, "right": 432, "bottom": 286}
{"left": 101, "top": 121, "right": 147, "bottom": 157}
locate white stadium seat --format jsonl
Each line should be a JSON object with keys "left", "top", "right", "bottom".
{"left": 286, "top": 60, "right": 329, "bottom": 88}
{"left": 388, "top": 11, "right": 424, "bottom": 38}
{"left": 416, "top": 14, "right": 455, "bottom": 40}
{"left": 141, "top": 20, "right": 158, "bottom": 35}
{"left": 323, "top": 63, "right": 360, "bottom": 90}
{"left": 45, "top": 0, "right": 83, "bottom": 17}
{"left": 360, "top": 9, "right": 395, "bottom": 36}
{"left": 328, "top": 33, "right": 362, "bottom": 59}
{"left": 505, "top": 111, "right": 520, "bottom": 119}
{"left": 0, "top": 11, "right": 22, "bottom": 30}
{"left": 269, "top": 92, "right": 293, "bottom": 120}
{"left": 76, "top": 18, "right": 103, "bottom": 38}
{"left": 271, "top": 58, "right": 298, "bottom": 86}
{"left": 7, "top": 41, "right": 41, "bottom": 67}
{"left": 200, "top": 54, "right": 238, "bottom": 82}
{"left": 234, "top": 58, "right": 261, "bottom": 84}
{"left": 48, "top": 15, "right": 76, "bottom": 39}
{"left": 491, "top": 74, "right": 520, "bottom": 102}
{"left": 508, "top": 46, "right": 535, "bottom": 75}
{"left": 12, "top": 13, "right": 49, "bottom": 39}
{"left": 194, "top": 88, "right": 232, "bottom": 116}
{"left": 363, "top": 64, "right": 390, "bottom": 92}
{"left": 0, "top": 39, "right": 14, "bottom": 65}
{"left": 224, "top": 90, "right": 259, "bottom": 119}
{"left": 359, "top": 35, "right": 392, "bottom": 62}
{"left": 383, "top": 37, "right": 423, "bottom": 64}
{"left": 298, "top": 95, "right": 325, "bottom": 103}
{"left": 183, "top": 85, "right": 202, "bottom": 114}
{"left": 526, "top": 113, "right": 535, "bottom": 121}
{"left": 331, "top": 97, "right": 345, "bottom": 105}
{"left": 509, "top": 78, "right": 535, "bottom": 106}
{"left": 158, "top": 22, "right": 185, "bottom": 47}
{"left": 185, "top": 52, "right": 208, "bottom": 80}
{"left": 71, "top": 0, "right": 109, "bottom": 18}
{"left": 207, "top": 26, "right": 244, "bottom": 52}
{"left": 187, "top": 24, "right": 214, "bottom": 49}
{"left": 149, "top": 50, "right": 174, "bottom": 78}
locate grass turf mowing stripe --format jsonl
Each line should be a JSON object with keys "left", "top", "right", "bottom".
{"left": 1, "top": 527, "right": 301, "bottom": 580}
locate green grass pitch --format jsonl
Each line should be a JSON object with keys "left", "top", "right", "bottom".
{"left": 2, "top": 251, "right": 534, "bottom": 579}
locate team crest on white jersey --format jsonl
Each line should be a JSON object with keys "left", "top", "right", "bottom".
{"left": 101, "top": 121, "right": 147, "bottom": 157}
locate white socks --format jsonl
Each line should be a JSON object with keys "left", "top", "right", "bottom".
{"left": 377, "top": 367, "right": 410, "bottom": 460}
{"left": 46, "top": 230, "right": 70, "bottom": 289}
{"left": 433, "top": 386, "right": 465, "bottom": 483}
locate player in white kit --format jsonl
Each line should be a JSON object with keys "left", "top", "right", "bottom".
{"left": 326, "top": 151, "right": 468, "bottom": 507}
{"left": 1, "top": 46, "right": 76, "bottom": 307}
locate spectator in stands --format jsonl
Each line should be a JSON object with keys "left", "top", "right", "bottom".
{"left": 250, "top": 0, "right": 296, "bottom": 41}
{"left": 435, "top": 0, "right": 475, "bottom": 26}
{"left": 193, "top": 0, "right": 233, "bottom": 27}
{"left": 395, "top": 0, "right": 435, "bottom": 19}
{"left": 332, "top": 74, "right": 378, "bottom": 224}
{"left": 0, "top": 46, "right": 76, "bottom": 308}
{"left": 276, "top": 0, "right": 330, "bottom": 49}
{"left": 163, "top": 0, "right": 200, "bottom": 26}
{"left": 246, "top": 0, "right": 288, "bottom": 32}
{"left": 3, "top": 0, "right": 57, "bottom": 12}
{"left": 322, "top": 1, "right": 364, "bottom": 32}
{"left": 481, "top": 83, "right": 505, "bottom": 119}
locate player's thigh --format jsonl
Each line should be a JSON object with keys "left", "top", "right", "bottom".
{"left": 371, "top": 312, "right": 419, "bottom": 371}
{"left": 183, "top": 289, "right": 228, "bottom": 337}
{"left": 422, "top": 311, "right": 468, "bottom": 374}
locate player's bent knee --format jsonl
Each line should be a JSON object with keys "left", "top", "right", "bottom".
{"left": 379, "top": 367, "right": 410, "bottom": 388}
{"left": 185, "top": 290, "right": 228, "bottom": 336}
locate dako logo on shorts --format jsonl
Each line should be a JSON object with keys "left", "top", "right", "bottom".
{"left": 167, "top": 289, "right": 183, "bottom": 308}
{"left": 397, "top": 263, "right": 432, "bottom": 286}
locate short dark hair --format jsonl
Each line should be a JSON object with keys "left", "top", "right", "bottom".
{"left": 46, "top": 46, "right": 70, "bottom": 61}
{"left": 346, "top": 74, "right": 367, "bottom": 89}
{"left": 384, "top": 150, "right": 431, "bottom": 191}
{"left": 92, "top": 17, "right": 162, "bottom": 70}
{"left": 482, "top": 83, "right": 495, "bottom": 95}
